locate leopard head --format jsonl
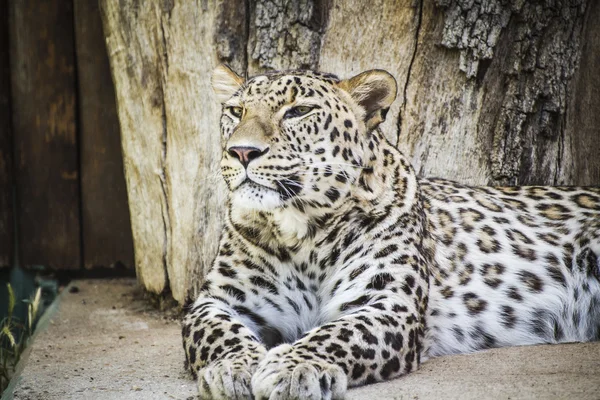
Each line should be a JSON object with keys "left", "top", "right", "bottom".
{"left": 211, "top": 65, "right": 397, "bottom": 216}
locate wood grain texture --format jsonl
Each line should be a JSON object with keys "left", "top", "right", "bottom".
{"left": 100, "top": 1, "right": 231, "bottom": 301}
{"left": 397, "top": 1, "right": 492, "bottom": 185}
{"left": 318, "top": 0, "right": 420, "bottom": 143}
{"left": 10, "top": 0, "right": 80, "bottom": 269}
{"left": 99, "top": 1, "right": 170, "bottom": 294}
{"left": 0, "top": 0, "right": 13, "bottom": 267}
{"left": 73, "top": 1, "right": 134, "bottom": 269}
{"left": 564, "top": 0, "right": 600, "bottom": 186}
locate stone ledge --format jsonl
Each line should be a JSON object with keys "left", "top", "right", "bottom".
{"left": 10, "top": 279, "right": 600, "bottom": 400}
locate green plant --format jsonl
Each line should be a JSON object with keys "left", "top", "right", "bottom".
{"left": 0, "top": 283, "right": 41, "bottom": 393}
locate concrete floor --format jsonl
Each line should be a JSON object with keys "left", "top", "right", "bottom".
{"left": 9, "top": 279, "right": 600, "bottom": 400}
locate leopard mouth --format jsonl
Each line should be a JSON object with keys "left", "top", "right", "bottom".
{"left": 233, "top": 178, "right": 280, "bottom": 198}
{"left": 237, "top": 177, "right": 270, "bottom": 190}
{"left": 230, "top": 178, "right": 284, "bottom": 210}
{"left": 234, "top": 176, "right": 302, "bottom": 203}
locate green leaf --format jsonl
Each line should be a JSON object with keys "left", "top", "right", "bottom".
{"left": 6, "top": 283, "right": 15, "bottom": 319}
{"left": 1, "top": 325, "right": 16, "bottom": 348}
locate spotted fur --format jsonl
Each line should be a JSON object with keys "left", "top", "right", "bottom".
{"left": 182, "top": 65, "right": 600, "bottom": 399}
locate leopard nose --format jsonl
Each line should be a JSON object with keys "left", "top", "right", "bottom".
{"left": 227, "top": 146, "right": 269, "bottom": 168}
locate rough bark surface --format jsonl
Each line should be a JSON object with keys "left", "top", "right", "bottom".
{"left": 102, "top": 0, "right": 600, "bottom": 302}
{"left": 399, "top": 0, "right": 594, "bottom": 186}
{"left": 215, "top": 1, "right": 249, "bottom": 74}
{"left": 248, "top": 0, "right": 330, "bottom": 74}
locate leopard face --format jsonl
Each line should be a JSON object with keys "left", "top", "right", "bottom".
{"left": 213, "top": 66, "right": 397, "bottom": 216}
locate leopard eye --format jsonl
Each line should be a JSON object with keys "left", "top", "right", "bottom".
{"left": 284, "top": 105, "right": 314, "bottom": 119}
{"left": 227, "top": 106, "right": 243, "bottom": 118}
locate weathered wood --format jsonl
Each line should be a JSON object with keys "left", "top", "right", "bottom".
{"left": 564, "top": 0, "right": 600, "bottom": 186}
{"left": 398, "top": 0, "right": 597, "bottom": 186}
{"left": 99, "top": 2, "right": 170, "bottom": 295}
{"left": 100, "top": 1, "right": 232, "bottom": 301}
{"left": 9, "top": 0, "right": 80, "bottom": 269}
{"left": 0, "top": 0, "right": 13, "bottom": 267}
{"left": 102, "top": 0, "right": 600, "bottom": 303}
{"left": 318, "top": 0, "right": 420, "bottom": 143}
{"left": 215, "top": 0, "right": 249, "bottom": 75}
{"left": 396, "top": 0, "right": 491, "bottom": 185}
{"left": 73, "top": 1, "right": 134, "bottom": 269}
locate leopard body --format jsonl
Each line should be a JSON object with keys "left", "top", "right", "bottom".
{"left": 181, "top": 66, "right": 600, "bottom": 399}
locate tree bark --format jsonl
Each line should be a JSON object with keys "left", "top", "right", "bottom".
{"left": 397, "top": 0, "right": 597, "bottom": 186}
{"left": 101, "top": 0, "right": 600, "bottom": 303}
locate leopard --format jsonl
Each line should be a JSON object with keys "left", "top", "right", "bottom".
{"left": 181, "top": 64, "right": 600, "bottom": 400}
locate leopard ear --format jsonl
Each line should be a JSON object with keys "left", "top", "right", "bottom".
{"left": 211, "top": 64, "right": 244, "bottom": 103}
{"left": 339, "top": 69, "right": 397, "bottom": 130}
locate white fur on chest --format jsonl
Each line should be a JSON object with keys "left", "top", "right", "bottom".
{"left": 272, "top": 207, "right": 311, "bottom": 244}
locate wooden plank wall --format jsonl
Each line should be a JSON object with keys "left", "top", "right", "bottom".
{"left": 9, "top": 0, "right": 81, "bottom": 269}
{"left": 74, "top": 1, "right": 134, "bottom": 269}
{"left": 0, "top": 1, "right": 134, "bottom": 270}
{"left": 0, "top": 0, "right": 13, "bottom": 267}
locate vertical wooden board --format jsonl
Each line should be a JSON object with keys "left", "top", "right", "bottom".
{"left": 73, "top": 1, "right": 134, "bottom": 269}
{"left": 0, "top": 0, "right": 13, "bottom": 267}
{"left": 9, "top": 1, "right": 80, "bottom": 269}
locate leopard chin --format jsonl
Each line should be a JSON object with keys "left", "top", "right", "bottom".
{"left": 230, "top": 183, "right": 283, "bottom": 211}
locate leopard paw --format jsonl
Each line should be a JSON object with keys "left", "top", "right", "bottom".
{"left": 197, "top": 358, "right": 254, "bottom": 400}
{"left": 251, "top": 344, "right": 347, "bottom": 400}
